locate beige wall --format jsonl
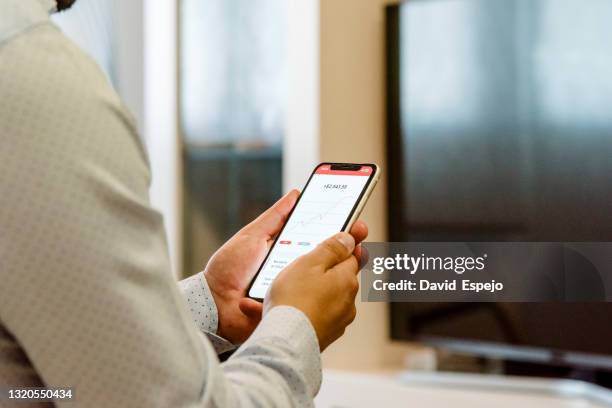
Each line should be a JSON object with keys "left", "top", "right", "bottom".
{"left": 318, "top": 0, "right": 419, "bottom": 370}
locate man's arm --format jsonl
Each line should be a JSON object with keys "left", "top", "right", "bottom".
{"left": 0, "top": 22, "right": 320, "bottom": 407}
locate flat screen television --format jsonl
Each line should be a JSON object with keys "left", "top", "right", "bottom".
{"left": 385, "top": 0, "right": 612, "bottom": 385}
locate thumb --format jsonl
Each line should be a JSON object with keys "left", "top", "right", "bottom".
{"left": 242, "top": 190, "right": 299, "bottom": 239}
{"left": 303, "top": 232, "right": 355, "bottom": 270}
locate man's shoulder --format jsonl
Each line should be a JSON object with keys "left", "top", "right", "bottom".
{"left": 0, "top": 22, "right": 149, "bottom": 197}
{"left": 0, "top": 22, "right": 121, "bottom": 112}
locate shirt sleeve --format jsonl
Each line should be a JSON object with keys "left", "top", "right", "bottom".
{"left": 0, "top": 22, "right": 321, "bottom": 407}
{"left": 178, "top": 273, "right": 236, "bottom": 354}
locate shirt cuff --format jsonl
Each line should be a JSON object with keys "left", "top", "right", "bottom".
{"left": 178, "top": 272, "right": 235, "bottom": 354}
{"left": 237, "top": 305, "right": 322, "bottom": 397}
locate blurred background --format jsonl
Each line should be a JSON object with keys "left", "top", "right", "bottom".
{"left": 52, "top": 0, "right": 612, "bottom": 396}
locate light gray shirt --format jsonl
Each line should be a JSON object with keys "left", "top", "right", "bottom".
{"left": 0, "top": 0, "right": 321, "bottom": 406}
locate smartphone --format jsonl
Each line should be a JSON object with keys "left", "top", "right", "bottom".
{"left": 247, "top": 162, "right": 380, "bottom": 301}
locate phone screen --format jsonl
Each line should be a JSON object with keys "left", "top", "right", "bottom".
{"left": 248, "top": 163, "right": 376, "bottom": 299}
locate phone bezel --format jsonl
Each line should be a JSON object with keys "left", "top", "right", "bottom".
{"left": 246, "top": 162, "right": 379, "bottom": 301}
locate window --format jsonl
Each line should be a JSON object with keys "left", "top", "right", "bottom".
{"left": 180, "top": 0, "right": 287, "bottom": 273}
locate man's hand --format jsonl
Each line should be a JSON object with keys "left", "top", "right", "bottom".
{"left": 203, "top": 190, "right": 298, "bottom": 344}
{"left": 204, "top": 190, "right": 368, "bottom": 344}
{"left": 265, "top": 231, "right": 368, "bottom": 351}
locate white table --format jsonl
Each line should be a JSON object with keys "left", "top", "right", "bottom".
{"left": 315, "top": 370, "right": 612, "bottom": 408}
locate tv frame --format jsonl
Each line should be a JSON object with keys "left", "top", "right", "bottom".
{"left": 384, "top": 2, "right": 612, "bottom": 376}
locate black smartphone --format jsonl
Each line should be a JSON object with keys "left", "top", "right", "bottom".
{"left": 247, "top": 162, "right": 380, "bottom": 301}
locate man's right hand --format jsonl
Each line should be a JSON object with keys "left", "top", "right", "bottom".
{"left": 264, "top": 229, "right": 366, "bottom": 351}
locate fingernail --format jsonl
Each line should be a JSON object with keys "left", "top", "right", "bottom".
{"left": 335, "top": 233, "right": 354, "bottom": 251}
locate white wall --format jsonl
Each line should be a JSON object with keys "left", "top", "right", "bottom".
{"left": 114, "top": 1, "right": 144, "bottom": 132}
{"left": 285, "top": 0, "right": 421, "bottom": 370}
{"left": 143, "top": 1, "right": 182, "bottom": 277}
{"left": 284, "top": 1, "right": 320, "bottom": 189}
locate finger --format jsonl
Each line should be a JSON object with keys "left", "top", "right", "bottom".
{"left": 349, "top": 220, "right": 368, "bottom": 245}
{"left": 239, "top": 297, "right": 264, "bottom": 320}
{"left": 329, "top": 256, "right": 360, "bottom": 304}
{"left": 353, "top": 244, "right": 369, "bottom": 267}
{"left": 243, "top": 190, "right": 300, "bottom": 239}
{"left": 353, "top": 244, "right": 362, "bottom": 263}
{"left": 303, "top": 232, "right": 355, "bottom": 270}
{"left": 357, "top": 245, "right": 369, "bottom": 269}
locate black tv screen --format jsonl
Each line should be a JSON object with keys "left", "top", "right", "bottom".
{"left": 386, "top": 0, "right": 612, "bottom": 373}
